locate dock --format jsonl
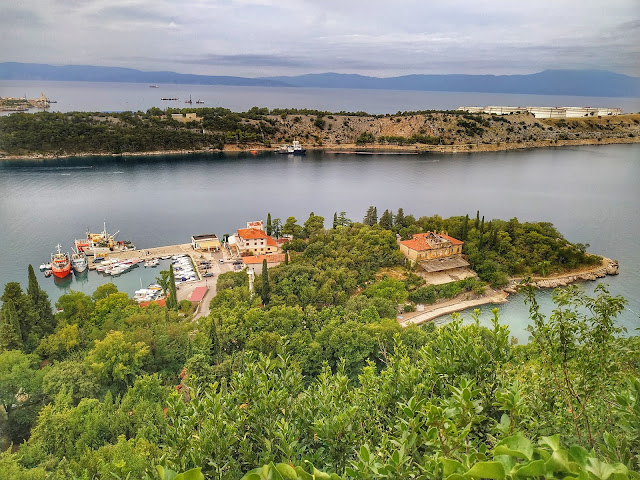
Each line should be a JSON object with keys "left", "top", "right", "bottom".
{"left": 87, "top": 243, "right": 197, "bottom": 269}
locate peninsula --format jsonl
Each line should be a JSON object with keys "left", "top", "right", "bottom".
{"left": 1, "top": 107, "right": 639, "bottom": 159}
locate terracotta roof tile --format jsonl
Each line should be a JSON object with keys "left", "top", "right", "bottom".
{"left": 399, "top": 232, "right": 463, "bottom": 251}
{"left": 238, "top": 228, "right": 269, "bottom": 239}
{"left": 243, "top": 254, "right": 286, "bottom": 264}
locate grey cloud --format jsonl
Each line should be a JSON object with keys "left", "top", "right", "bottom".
{"left": 0, "top": 6, "right": 45, "bottom": 26}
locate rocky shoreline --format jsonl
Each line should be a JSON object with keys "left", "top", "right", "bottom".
{"left": 2, "top": 135, "right": 639, "bottom": 162}
{"left": 504, "top": 257, "right": 619, "bottom": 292}
{"left": 398, "top": 257, "right": 619, "bottom": 326}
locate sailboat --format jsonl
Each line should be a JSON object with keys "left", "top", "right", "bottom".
{"left": 185, "top": 95, "right": 193, "bottom": 104}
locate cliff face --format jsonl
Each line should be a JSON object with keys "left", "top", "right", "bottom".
{"left": 255, "top": 112, "right": 640, "bottom": 150}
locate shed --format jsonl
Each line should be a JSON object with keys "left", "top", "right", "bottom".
{"left": 192, "top": 234, "right": 221, "bottom": 252}
{"left": 189, "top": 286, "right": 208, "bottom": 304}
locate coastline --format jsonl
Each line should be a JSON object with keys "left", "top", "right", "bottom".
{"left": 2, "top": 135, "right": 639, "bottom": 161}
{"left": 397, "top": 257, "right": 619, "bottom": 327}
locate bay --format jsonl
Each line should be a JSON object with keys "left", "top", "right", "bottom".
{"left": 1, "top": 80, "right": 639, "bottom": 115}
{"left": 0, "top": 144, "right": 639, "bottom": 342}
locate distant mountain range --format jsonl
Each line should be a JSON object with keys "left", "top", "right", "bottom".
{"left": 0, "top": 62, "right": 289, "bottom": 87}
{"left": 1, "top": 62, "right": 638, "bottom": 97}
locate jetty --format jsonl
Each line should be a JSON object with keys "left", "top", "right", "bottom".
{"left": 0, "top": 92, "right": 50, "bottom": 112}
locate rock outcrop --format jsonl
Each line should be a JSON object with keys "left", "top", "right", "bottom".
{"left": 504, "top": 258, "right": 619, "bottom": 292}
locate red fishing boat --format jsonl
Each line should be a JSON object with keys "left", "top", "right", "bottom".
{"left": 50, "top": 244, "right": 71, "bottom": 278}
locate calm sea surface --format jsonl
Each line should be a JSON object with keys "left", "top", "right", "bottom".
{"left": 0, "top": 144, "right": 638, "bottom": 341}
{"left": 1, "top": 80, "right": 640, "bottom": 114}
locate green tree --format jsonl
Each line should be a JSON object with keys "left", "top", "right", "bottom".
{"left": 266, "top": 213, "right": 272, "bottom": 236}
{"left": 55, "top": 290, "right": 94, "bottom": 327}
{"left": 395, "top": 208, "right": 405, "bottom": 229}
{"left": 333, "top": 212, "right": 338, "bottom": 229}
{"left": 379, "top": 209, "right": 393, "bottom": 230}
{"left": 85, "top": 330, "right": 150, "bottom": 392}
{"left": 284, "top": 251, "right": 289, "bottom": 265}
{"left": 282, "top": 217, "right": 302, "bottom": 238}
{"left": 337, "top": 211, "right": 352, "bottom": 227}
{"left": 303, "top": 212, "right": 325, "bottom": 238}
{"left": 92, "top": 282, "right": 118, "bottom": 302}
{"left": 166, "top": 264, "right": 178, "bottom": 311}
{"left": 461, "top": 213, "right": 469, "bottom": 240}
{"left": 363, "top": 206, "right": 377, "bottom": 226}
{"left": 1, "top": 282, "right": 38, "bottom": 351}
{"left": 272, "top": 217, "right": 282, "bottom": 239}
{"left": 0, "top": 301, "right": 22, "bottom": 352}
{"left": 261, "top": 259, "right": 270, "bottom": 304}
{"left": 27, "top": 265, "right": 55, "bottom": 338}
{"left": 0, "top": 350, "right": 46, "bottom": 442}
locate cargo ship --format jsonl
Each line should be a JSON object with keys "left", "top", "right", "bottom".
{"left": 51, "top": 244, "right": 71, "bottom": 278}
{"left": 74, "top": 223, "right": 135, "bottom": 256}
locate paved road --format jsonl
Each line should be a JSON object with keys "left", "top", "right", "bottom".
{"left": 177, "top": 248, "right": 237, "bottom": 321}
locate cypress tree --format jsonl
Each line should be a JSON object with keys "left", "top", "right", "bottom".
{"left": 266, "top": 213, "right": 272, "bottom": 236}
{"left": 27, "top": 264, "right": 55, "bottom": 337}
{"left": 261, "top": 259, "right": 270, "bottom": 304}
{"left": 167, "top": 264, "right": 178, "bottom": 311}
{"left": 1, "top": 282, "right": 38, "bottom": 351}
{"left": 333, "top": 212, "right": 338, "bottom": 229}
{"left": 480, "top": 216, "right": 485, "bottom": 234}
{"left": 462, "top": 214, "right": 469, "bottom": 241}
{"left": 284, "top": 251, "right": 289, "bottom": 265}
{"left": 475, "top": 210, "right": 480, "bottom": 230}
{"left": 209, "top": 318, "right": 220, "bottom": 363}
{"left": 0, "top": 302, "right": 22, "bottom": 351}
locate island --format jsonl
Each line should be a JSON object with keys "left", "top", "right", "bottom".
{"left": 1, "top": 106, "right": 639, "bottom": 159}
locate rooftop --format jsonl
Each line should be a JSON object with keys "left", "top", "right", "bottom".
{"left": 243, "top": 254, "right": 286, "bottom": 265}
{"left": 400, "top": 232, "right": 463, "bottom": 251}
{"left": 192, "top": 234, "right": 219, "bottom": 241}
{"left": 189, "top": 286, "right": 208, "bottom": 303}
{"left": 237, "top": 228, "right": 269, "bottom": 240}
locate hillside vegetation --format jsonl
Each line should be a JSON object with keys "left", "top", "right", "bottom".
{"left": 1, "top": 107, "right": 639, "bottom": 156}
{"left": 1, "top": 213, "right": 637, "bottom": 479}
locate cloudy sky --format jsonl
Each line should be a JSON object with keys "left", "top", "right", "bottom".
{"left": 1, "top": 0, "right": 639, "bottom": 77}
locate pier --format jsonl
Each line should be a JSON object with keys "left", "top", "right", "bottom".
{"left": 87, "top": 243, "right": 239, "bottom": 319}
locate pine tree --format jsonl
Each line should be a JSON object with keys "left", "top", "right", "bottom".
{"left": 395, "top": 208, "right": 405, "bottom": 229}
{"left": 266, "top": 213, "right": 272, "bottom": 236}
{"left": 27, "top": 264, "right": 55, "bottom": 337}
{"left": 333, "top": 212, "right": 338, "bottom": 229}
{"left": 363, "top": 206, "right": 378, "bottom": 226}
{"left": 261, "top": 259, "right": 270, "bottom": 304}
{"left": 379, "top": 209, "right": 393, "bottom": 230}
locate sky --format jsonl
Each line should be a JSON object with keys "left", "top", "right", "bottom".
{"left": 1, "top": 0, "right": 639, "bottom": 78}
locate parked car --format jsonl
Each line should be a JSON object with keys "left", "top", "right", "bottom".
{"left": 203, "top": 272, "right": 214, "bottom": 277}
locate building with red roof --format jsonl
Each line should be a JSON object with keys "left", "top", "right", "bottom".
{"left": 399, "top": 231, "right": 464, "bottom": 264}
{"left": 189, "top": 286, "right": 209, "bottom": 304}
{"left": 232, "top": 226, "right": 280, "bottom": 256}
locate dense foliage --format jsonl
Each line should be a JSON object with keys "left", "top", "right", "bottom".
{"left": 0, "top": 216, "right": 635, "bottom": 479}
